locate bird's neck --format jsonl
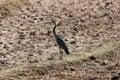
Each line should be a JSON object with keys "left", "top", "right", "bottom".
{"left": 53, "top": 23, "right": 57, "bottom": 36}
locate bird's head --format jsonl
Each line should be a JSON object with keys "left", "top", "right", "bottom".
{"left": 51, "top": 20, "right": 56, "bottom": 25}
{"left": 51, "top": 19, "right": 61, "bottom": 27}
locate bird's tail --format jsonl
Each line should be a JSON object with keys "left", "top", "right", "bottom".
{"left": 65, "top": 49, "right": 70, "bottom": 54}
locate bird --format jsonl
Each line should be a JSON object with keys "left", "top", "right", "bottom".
{"left": 51, "top": 20, "right": 70, "bottom": 60}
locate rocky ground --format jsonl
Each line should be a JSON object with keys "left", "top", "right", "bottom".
{"left": 0, "top": 0, "right": 120, "bottom": 79}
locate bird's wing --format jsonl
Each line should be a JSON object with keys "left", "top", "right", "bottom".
{"left": 55, "top": 35, "right": 70, "bottom": 54}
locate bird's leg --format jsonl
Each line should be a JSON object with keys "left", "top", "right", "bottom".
{"left": 59, "top": 48, "right": 63, "bottom": 60}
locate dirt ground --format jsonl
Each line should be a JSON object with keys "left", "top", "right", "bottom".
{"left": 0, "top": 0, "right": 120, "bottom": 79}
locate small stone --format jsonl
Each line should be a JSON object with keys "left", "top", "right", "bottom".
{"left": 70, "top": 40, "right": 76, "bottom": 44}
{"left": 89, "top": 56, "right": 96, "bottom": 60}
{"left": 47, "top": 55, "right": 54, "bottom": 60}
{"left": 70, "top": 67, "right": 75, "bottom": 71}
{"left": 28, "top": 54, "right": 34, "bottom": 56}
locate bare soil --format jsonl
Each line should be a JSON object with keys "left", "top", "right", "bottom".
{"left": 0, "top": 0, "right": 120, "bottom": 79}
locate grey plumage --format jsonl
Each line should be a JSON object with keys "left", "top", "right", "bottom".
{"left": 52, "top": 21, "right": 70, "bottom": 59}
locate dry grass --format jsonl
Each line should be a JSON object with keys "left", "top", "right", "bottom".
{"left": 0, "top": 0, "right": 120, "bottom": 79}
{"left": 0, "top": 41, "right": 120, "bottom": 79}
{"left": 0, "top": 0, "right": 30, "bottom": 14}
{"left": 0, "top": 0, "right": 30, "bottom": 6}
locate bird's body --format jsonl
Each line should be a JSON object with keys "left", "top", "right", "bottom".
{"left": 52, "top": 20, "right": 70, "bottom": 60}
{"left": 55, "top": 34, "right": 70, "bottom": 54}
